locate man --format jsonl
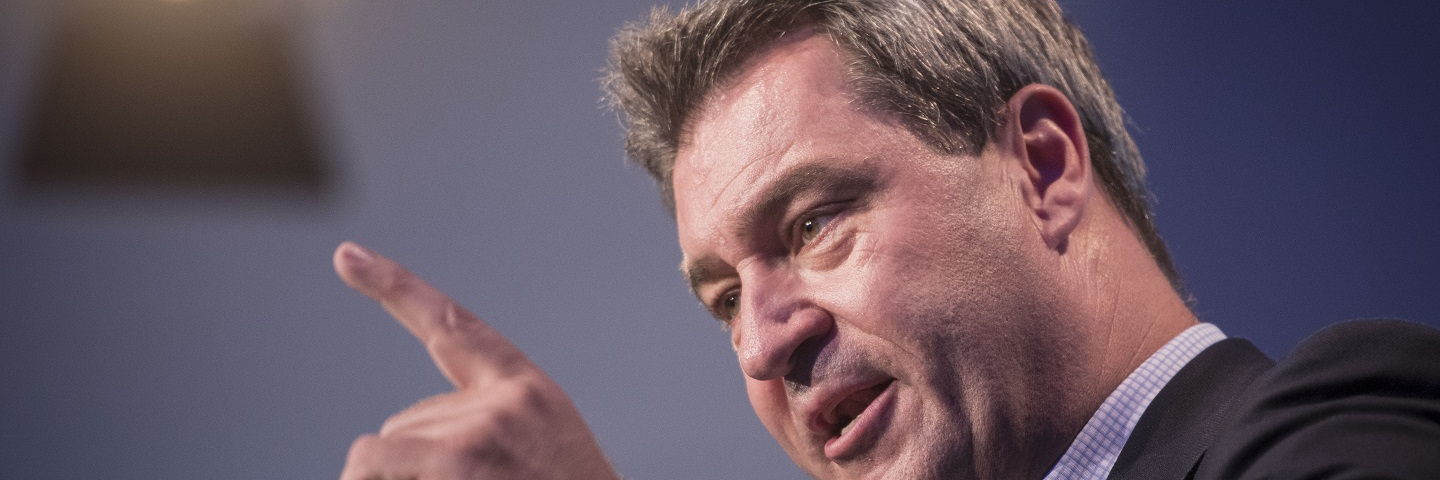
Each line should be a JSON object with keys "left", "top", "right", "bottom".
{"left": 333, "top": 1, "right": 1440, "bottom": 479}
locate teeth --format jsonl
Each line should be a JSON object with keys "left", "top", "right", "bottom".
{"left": 838, "top": 416, "right": 858, "bottom": 437}
{"left": 829, "top": 381, "right": 889, "bottom": 437}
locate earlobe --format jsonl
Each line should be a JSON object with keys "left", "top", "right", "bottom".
{"left": 1004, "top": 84, "right": 1092, "bottom": 251}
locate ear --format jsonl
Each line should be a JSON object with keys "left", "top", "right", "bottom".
{"left": 999, "top": 84, "right": 1093, "bottom": 251}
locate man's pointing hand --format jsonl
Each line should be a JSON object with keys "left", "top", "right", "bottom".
{"left": 333, "top": 241, "right": 619, "bottom": 480}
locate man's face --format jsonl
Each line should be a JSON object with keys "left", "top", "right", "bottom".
{"left": 672, "top": 34, "right": 1086, "bottom": 479}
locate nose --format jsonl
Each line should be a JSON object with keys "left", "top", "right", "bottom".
{"left": 732, "top": 266, "right": 833, "bottom": 381}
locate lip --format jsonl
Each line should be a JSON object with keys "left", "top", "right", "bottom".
{"left": 805, "top": 379, "right": 883, "bottom": 438}
{"left": 818, "top": 379, "right": 898, "bottom": 460}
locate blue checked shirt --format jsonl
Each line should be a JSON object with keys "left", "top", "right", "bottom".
{"left": 1042, "top": 323, "right": 1227, "bottom": 480}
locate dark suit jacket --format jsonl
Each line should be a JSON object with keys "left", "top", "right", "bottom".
{"left": 1108, "top": 320, "right": 1440, "bottom": 480}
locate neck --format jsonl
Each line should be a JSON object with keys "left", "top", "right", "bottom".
{"left": 1062, "top": 199, "right": 1199, "bottom": 429}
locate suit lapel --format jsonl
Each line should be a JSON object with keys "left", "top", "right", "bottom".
{"left": 1107, "top": 339, "right": 1274, "bottom": 480}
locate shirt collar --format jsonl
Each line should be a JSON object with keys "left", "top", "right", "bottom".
{"left": 1041, "top": 323, "right": 1227, "bottom": 480}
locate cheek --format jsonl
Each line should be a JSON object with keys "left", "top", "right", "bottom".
{"left": 799, "top": 223, "right": 900, "bottom": 326}
{"left": 745, "top": 378, "right": 791, "bottom": 438}
{"left": 843, "top": 202, "right": 1027, "bottom": 349}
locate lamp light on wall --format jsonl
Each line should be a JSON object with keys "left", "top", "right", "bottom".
{"left": 18, "top": 0, "right": 328, "bottom": 192}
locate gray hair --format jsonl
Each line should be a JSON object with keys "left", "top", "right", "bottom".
{"left": 602, "top": 0, "right": 1185, "bottom": 294}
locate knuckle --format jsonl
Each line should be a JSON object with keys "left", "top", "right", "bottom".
{"left": 439, "top": 438, "right": 518, "bottom": 477}
{"left": 426, "top": 301, "right": 475, "bottom": 341}
{"left": 451, "top": 431, "right": 520, "bottom": 470}
{"left": 346, "top": 433, "right": 381, "bottom": 460}
{"left": 378, "top": 416, "right": 405, "bottom": 436}
{"left": 387, "top": 268, "right": 422, "bottom": 295}
{"left": 454, "top": 399, "right": 527, "bottom": 443}
{"left": 440, "top": 301, "right": 469, "bottom": 333}
{"left": 488, "top": 375, "right": 556, "bottom": 413}
{"left": 513, "top": 377, "right": 555, "bottom": 412}
{"left": 379, "top": 395, "right": 436, "bottom": 436}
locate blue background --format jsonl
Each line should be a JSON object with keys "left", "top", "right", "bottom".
{"left": 0, "top": 1, "right": 1435, "bottom": 478}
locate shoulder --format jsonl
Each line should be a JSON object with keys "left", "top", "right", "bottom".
{"left": 1285, "top": 319, "right": 1440, "bottom": 367}
{"left": 1195, "top": 319, "right": 1440, "bottom": 480}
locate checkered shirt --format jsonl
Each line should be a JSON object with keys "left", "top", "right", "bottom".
{"left": 1041, "top": 323, "right": 1227, "bottom": 480}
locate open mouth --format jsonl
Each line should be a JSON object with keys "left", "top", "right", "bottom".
{"left": 825, "top": 379, "right": 894, "bottom": 438}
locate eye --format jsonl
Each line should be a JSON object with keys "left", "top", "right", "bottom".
{"left": 798, "top": 213, "right": 837, "bottom": 244}
{"left": 716, "top": 290, "right": 740, "bottom": 323}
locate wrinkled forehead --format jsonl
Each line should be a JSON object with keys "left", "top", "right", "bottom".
{"left": 672, "top": 33, "right": 861, "bottom": 247}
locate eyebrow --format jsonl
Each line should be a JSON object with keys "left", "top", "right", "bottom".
{"left": 681, "top": 162, "right": 880, "bottom": 297}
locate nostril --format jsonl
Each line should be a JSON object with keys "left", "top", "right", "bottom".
{"left": 781, "top": 334, "right": 828, "bottom": 386}
{"left": 732, "top": 282, "right": 835, "bottom": 381}
{"left": 741, "top": 314, "right": 834, "bottom": 384}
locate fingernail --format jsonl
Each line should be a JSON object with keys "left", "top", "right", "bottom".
{"left": 342, "top": 242, "right": 374, "bottom": 265}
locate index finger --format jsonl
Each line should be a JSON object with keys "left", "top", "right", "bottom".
{"left": 333, "top": 241, "right": 531, "bottom": 389}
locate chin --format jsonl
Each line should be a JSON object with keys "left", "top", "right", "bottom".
{"left": 802, "top": 426, "right": 976, "bottom": 480}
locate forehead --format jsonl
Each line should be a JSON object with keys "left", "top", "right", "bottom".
{"left": 672, "top": 33, "right": 909, "bottom": 255}
{"left": 675, "top": 32, "right": 851, "bottom": 187}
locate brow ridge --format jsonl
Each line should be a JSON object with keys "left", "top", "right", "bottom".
{"left": 682, "top": 161, "right": 880, "bottom": 297}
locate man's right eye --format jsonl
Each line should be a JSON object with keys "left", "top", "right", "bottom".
{"left": 716, "top": 290, "right": 740, "bottom": 323}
